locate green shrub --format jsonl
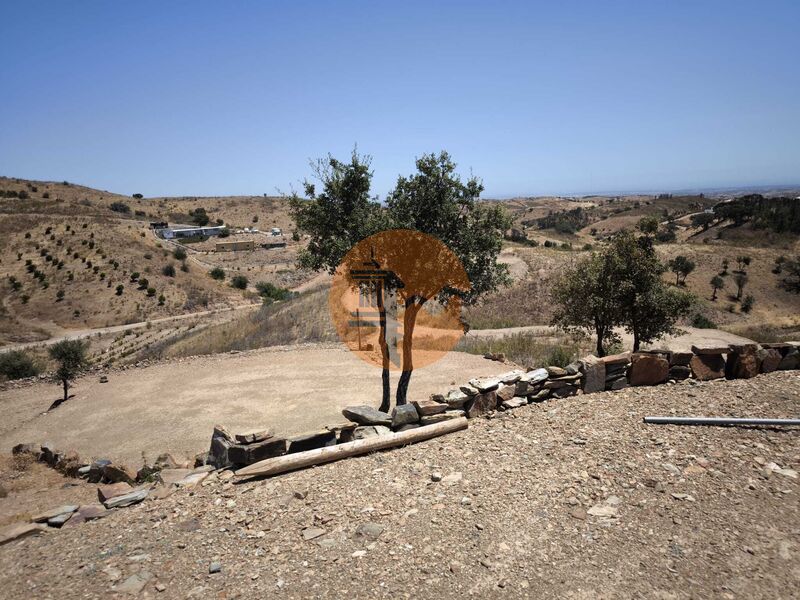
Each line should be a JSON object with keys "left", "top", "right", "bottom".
{"left": 0, "top": 350, "right": 40, "bottom": 380}
{"left": 110, "top": 201, "right": 131, "bottom": 214}
{"left": 691, "top": 313, "right": 716, "bottom": 329}
{"left": 741, "top": 294, "right": 755, "bottom": 313}
{"left": 162, "top": 264, "right": 176, "bottom": 277}
{"left": 546, "top": 346, "right": 575, "bottom": 368}
{"left": 209, "top": 267, "right": 225, "bottom": 280}
{"left": 255, "top": 281, "right": 292, "bottom": 302}
{"left": 173, "top": 247, "right": 187, "bottom": 261}
{"left": 231, "top": 274, "right": 248, "bottom": 290}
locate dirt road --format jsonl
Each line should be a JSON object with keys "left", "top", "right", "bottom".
{"left": 0, "top": 303, "right": 259, "bottom": 353}
{"left": 467, "top": 324, "right": 756, "bottom": 352}
{"left": 0, "top": 345, "right": 510, "bottom": 465}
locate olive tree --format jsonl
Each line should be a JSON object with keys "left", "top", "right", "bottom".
{"left": 385, "top": 151, "right": 511, "bottom": 404}
{"left": 710, "top": 275, "right": 724, "bottom": 300}
{"left": 291, "top": 151, "right": 391, "bottom": 406}
{"left": 552, "top": 250, "right": 624, "bottom": 356}
{"left": 668, "top": 255, "right": 696, "bottom": 285}
{"left": 48, "top": 339, "right": 89, "bottom": 408}
{"left": 292, "top": 150, "right": 510, "bottom": 409}
{"left": 553, "top": 231, "right": 693, "bottom": 355}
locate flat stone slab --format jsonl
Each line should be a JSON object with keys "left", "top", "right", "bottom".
{"left": 175, "top": 471, "right": 210, "bottom": 488}
{"left": 353, "top": 425, "right": 392, "bottom": 439}
{"left": 342, "top": 406, "right": 392, "bottom": 426}
{"left": 444, "top": 390, "right": 470, "bottom": 408}
{"left": 31, "top": 505, "right": 78, "bottom": 523}
{"left": 115, "top": 572, "right": 152, "bottom": 595}
{"left": 691, "top": 345, "right": 730, "bottom": 355}
{"left": 599, "top": 352, "right": 631, "bottom": 365}
{"left": 520, "top": 368, "right": 549, "bottom": 384}
{"left": 103, "top": 488, "right": 148, "bottom": 509}
{"left": 98, "top": 482, "right": 133, "bottom": 502}
{"left": 158, "top": 468, "right": 194, "bottom": 486}
{"left": 502, "top": 397, "right": 528, "bottom": 410}
{"left": 421, "top": 411, "right": 465, "bottom": 425}
{"left": 47, "top": 512, "right": 75, "bottom": 528}
{"left": 0, "top": 523, "right": 47, "bottom": 545}
{"left": 468, "top": 377, "right": 501, "bottom": 393}
{"left": 498, "top": 370, "right": 524, "bottom": 384}
{"left": 411, "top": 399, "right": 447, "bottom": 416}
{"left": 234, "top": 429, "right": 273, "bottom": 444}
{"left": 64, "top": 503, "right": 110, "bottom": 527}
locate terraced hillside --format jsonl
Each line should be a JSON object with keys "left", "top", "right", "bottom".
{"left": 0, "top": 178, "right": 301, "bottom": 345}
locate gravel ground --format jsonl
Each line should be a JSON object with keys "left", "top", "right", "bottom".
{"left": 1, "top": 371, "right": 798, "bottom": 599}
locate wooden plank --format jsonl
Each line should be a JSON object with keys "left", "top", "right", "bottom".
{"left": 235, "top": 417, "right": 468, "bottom": 479}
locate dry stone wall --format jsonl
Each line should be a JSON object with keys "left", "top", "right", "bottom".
{"left": 202, "top": 340, "right": 800, "bottom": 472}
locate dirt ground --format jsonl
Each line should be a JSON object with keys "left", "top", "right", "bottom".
{"left": 1, "top": 371, "right": 797, "bottom": 598}
{"left": 0, "top": 345, "right": 511, "bottom": 467}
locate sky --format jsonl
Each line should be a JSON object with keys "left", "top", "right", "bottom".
{"left": 1, "top": 1, "right": 799, "bottom": 199}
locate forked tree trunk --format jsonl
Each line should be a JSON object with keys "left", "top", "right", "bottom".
{"left": 396, "top": 298, "right": 424, "bottom": 405}
{"left": 376, "top": 282, "right": 391, "bottom": 413}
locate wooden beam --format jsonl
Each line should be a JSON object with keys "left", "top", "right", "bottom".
{"left": 235, "top": 417, "right": 468, "bottom": 479}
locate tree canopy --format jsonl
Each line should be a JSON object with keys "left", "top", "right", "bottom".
{"left": 292, "top": 150, "right": 511, "bottom": 407}
{"left": 48, "top": 339, "right": 89, "bottom": 407}
{"left": 553, "top": 231, "right": 693, "bottom": 355}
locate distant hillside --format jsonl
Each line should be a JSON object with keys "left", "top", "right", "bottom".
{"left": 0, "top": 177, "right": 303, "bottom": 345}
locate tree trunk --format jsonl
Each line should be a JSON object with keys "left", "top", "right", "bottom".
{"left": 594, "top": 320, "right": 606, "bottom": 357}
{"left": 712, "top": 287, "right": 717, "bottom": 301}
{"left": 396, "top": 298, "right": 423, "bottom": 405}
{"left": 633, "top": 331, "right": 640, "bottom": 352}
{"left": 376, "top": 282, "right": 391, "bottom": 412}
{"left": 62, "top": 378, "right": 69, "bottom": 403}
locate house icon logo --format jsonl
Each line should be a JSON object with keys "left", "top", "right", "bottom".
{"left": 329, "top": 229, "right": 470, "bottom": 371}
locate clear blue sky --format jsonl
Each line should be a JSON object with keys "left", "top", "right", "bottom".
{"left": 2, "top": 1, "right": 798, "bottom": 198}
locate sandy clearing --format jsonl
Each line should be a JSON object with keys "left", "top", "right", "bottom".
{"left": 0, "top": 344, "right": 509, "bottom": 466}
